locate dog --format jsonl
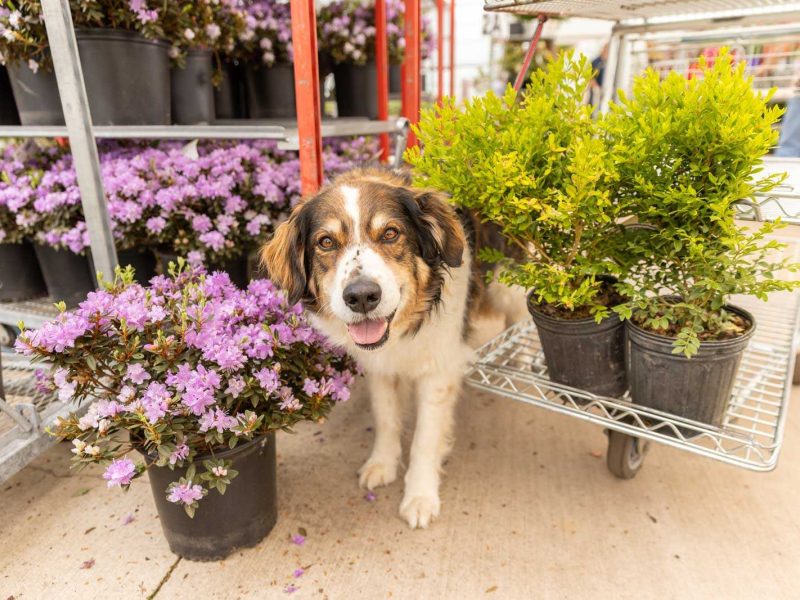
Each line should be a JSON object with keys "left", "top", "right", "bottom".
{"left": 261, "top": 167, "right": 526, "bottom": 528}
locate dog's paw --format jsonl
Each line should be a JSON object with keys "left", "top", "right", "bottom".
{"left": 358, "top": 459, "right": 398, "bottom": 490}
{"left": 399, "top": 494, "right": 441, "bottom": 529}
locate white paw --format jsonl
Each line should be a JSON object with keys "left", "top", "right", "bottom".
{"left": 399, "top": 494, "right": 441, "bottom": 529}
{"left": 358, "top": 459, "right": 398, "bottom": 490}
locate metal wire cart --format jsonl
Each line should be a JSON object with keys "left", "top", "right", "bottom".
{"left": 470, "top": 0, "right": 800, "bottom": 478}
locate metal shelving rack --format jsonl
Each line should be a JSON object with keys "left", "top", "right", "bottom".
{"left": 474, "top": 0, "right": 800, "bottom": 477}
{"left": 0, "top": 0, "right": 424, "bottom": 481}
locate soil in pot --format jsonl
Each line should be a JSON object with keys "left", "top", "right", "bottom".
{"left": 7, "top": 62, "right": 65, "bottom": 126}
{"left": 333, "top": 62, "right": 377, "bottom": 118}
{"left": 157, "top": 252, "right": 250, "bottom": 289}
{"left": 171, "top": 49, "right": 215, "bottom": 125}
{"left": 626, "top": 305, "right": 756, "bottom": 428}
{"left": 144, "top": 433, "right": 277, "bottom": 561}
{"left": 33, "top": 243, "right": 96, "bottom": 308}
{"left": 117, "top": 249, "right": 157, "bottom": 285}
{"left": 215, "top": 60, "right": 248, "bottom": 119}
{"left": 0, "top": 241, "right": 47, "bottom": 302}
{"left": 0, "top": 66, "right": 21, "bottom": 125}
{"left": 528, "top": 280, "right": 628, "bottom": 398}
{"left": 75, "top": 29, "right": 170, "bottom": 125}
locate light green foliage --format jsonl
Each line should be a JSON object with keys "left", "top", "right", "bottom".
{"left": 407, "top": 51, "right": 624, "bottom": 318}
{"left": 604, "top": 51, "right": 800, "bottom": 356}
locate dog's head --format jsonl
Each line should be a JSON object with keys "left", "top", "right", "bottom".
{"left": 261, "top": 167, "right": 465, "bottom": 351}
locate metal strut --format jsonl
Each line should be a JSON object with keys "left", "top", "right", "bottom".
{"left": 513, "top": 15, "right": 548, "bottom": 92}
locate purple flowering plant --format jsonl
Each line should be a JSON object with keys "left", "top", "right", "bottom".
{"left": 317, "top": 0, "right": 434, "bottom": 66}
{"left": 238, "top": 0, "right": 293, "bottom": 67}
{"left": 16, "top": 261, "right": 357, "bottom": 516}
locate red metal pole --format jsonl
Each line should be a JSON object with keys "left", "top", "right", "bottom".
{"left": 375, "top": 0, "right": 390, "bottom": 162}
{"left": 402, "top": 0, "right": 421, "bottom": 148}
{"left": 513, "top": 15, "right": 547, "bottom": 92}
{"left": 449, "top": 0, "right": 455, "bottom": 98}
{"left": 290, "top": 0, "right": 323, "bottom": 195}
{"left": 437, "top": 0, "right": 444, "bottom": 104}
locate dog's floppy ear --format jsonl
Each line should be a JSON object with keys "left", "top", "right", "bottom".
{"left": 260, "top": 208, "right": 308, "bottom": 305}
{"left": 408, "top": 190, "right": 466, "bottom": 269}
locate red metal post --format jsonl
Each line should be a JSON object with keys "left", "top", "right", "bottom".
{"left": 513, "top": 15, "right": 547, "bottom": 92}
{"left": 449, "top": 0, "right": 455, "bottom": 98}
{"left": 402, "top": 0, "right": 421, "bottom": 148}
{"left": 290, "top": 0, "right": 323, "bottom": 195}
{"left": 375, "top": 0, "right": 390, "bottom": 162}
{"left": 437, "top": 0, "right": 444, "bottom": 104}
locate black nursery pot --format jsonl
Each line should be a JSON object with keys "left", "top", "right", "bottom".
{"left": 333, "top": 62, "right": 377, "bottom": 118}
{"left": 528, "top": 294, "right": 627, "bottom": 398}
{"left": 33, "top": 243, "right": 96, "bottom": 308}
{"left": 215, "top": 60, "right": 248, "bottom": 119}
{"left": 75, "top": 28, "right": 170, "bottom": 125}
{"left": 157, "top": 252, "right": 250, "bottom": 289}
{"left": 0, "top": 241, "right": 47, "bottom": 301}
{"left": 245, "top": 62, "right": 297, "bottom": 119}
{"left": 625, "top": 305, "right": 756, "bottom": 427}
{"left": 389, "top": 63, "right": 401, "bottom": 95}
{"left": 7, "top": 62, "right": 64, "bottom": 126}
{"left": 0, "top": 66, "right": 21, "bottom": 125}
{"left": 117, "top": 249, "right": 157, "bottom": 285}
{"left": 171, "top": 49, "right": 215, "bottom": 125}
{"left": 145, "top": 433, "right": 278, "bottom": 561}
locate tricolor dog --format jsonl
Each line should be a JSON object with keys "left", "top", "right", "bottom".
{"left": 262, "top": 167, "right": 525, "bottom": 528}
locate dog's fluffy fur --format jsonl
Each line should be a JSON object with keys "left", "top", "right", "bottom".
{"left": 262, "top": 167, "right": 526, "bottom": 528}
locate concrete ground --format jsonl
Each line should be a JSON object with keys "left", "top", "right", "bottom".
{"left": 2, "top": 372, "right": 799, "bottom": 600}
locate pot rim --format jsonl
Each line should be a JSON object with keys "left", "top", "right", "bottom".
{"left": 626, "top": 302, "right": 756, "bottom": 349}
{"left": 74, "top": 27, "right": 169, "bottom": 48}
{"left": 526, "top": 287, "right": 624, "bottom": 326}
{"left": 136, "top": 431, "right": 273, "bottom": 464}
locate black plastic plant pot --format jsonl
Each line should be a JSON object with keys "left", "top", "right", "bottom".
{"left": 0, "top": 241, "right": 47, "bottom": 302}
{"left": 215, "top": 61, "right": 248, "bottom": 119}
{"left": 333, "top": 62, "right": 378, "bottom": 118}
{"left": 625, "top": 305, "right": 756, "bottom": 428}
{"left": 33, "top": 243, "right": 96, "bottom": 308}
{"left": 389, "top": 64, "right": 401, "bottom": 95}
{"left": 171, "top": 49, "right": 215, "bottom": 125}
{"left": 145, "top": 433, "right": 278, "bottom": 561}
{"left": 528, "top": 295, "right": 628, "bottom": 398}
{"left": 6, "top": 62, "right": 64, "bottom": 126}
{"left": 75, "top": 28, "right": 170, "bottom": 125}
{"left": 0, "top": 66, "right": 21, "bottom": 125}
{"left": 117, "top": 248, "right": 157, "bottom": 285}
{"left": 245, "top": 63, "right": 297, "bottom": 119}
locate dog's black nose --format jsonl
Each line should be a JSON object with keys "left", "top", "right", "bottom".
{"left": 343, "top": 278, "right": 382, "bottom": 314}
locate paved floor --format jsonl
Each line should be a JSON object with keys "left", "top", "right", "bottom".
{"left": 2, "top": 369, "right": 799, "bottom": 600}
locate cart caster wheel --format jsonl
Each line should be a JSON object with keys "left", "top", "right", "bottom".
{"left": 0, "top": 325, "right": 18, "bottom": 348}
{"left": 606, "top": 431, "right": 649, "bottom": 479}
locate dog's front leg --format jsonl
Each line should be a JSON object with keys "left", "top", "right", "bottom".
{"left": 359, "top": 372, "right": 403, "bottom": 490}
{"left": 400, "top": 371, "right": 460, "bottom": 529}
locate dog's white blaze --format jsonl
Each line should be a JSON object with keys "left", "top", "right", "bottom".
{"left": 329, "top": 244, "right": 402, "bottom": 322}
{"left": 341, "top": 185, "right": 361, "bottom": 243}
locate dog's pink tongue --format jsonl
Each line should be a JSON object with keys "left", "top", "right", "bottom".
{"left": 348, "top": 319, "right": 388, "bottom": 345}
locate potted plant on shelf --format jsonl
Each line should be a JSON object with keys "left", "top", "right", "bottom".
{"left": 603, "top": 51, "right": 800, "bottom": 426}
{"left": 0, "top": 0, "right": 170, "bottom": 125}
{"left": 15, "top": 262, "right": 357, "bottom": 561}
{"left": 0, "top": 141, "right": 59, "bottom": 301}
{"left": 408, "top": 51, "right": 630, "bottom": 397}
{"left": 162, "top": 0, "right": 245, "bottom": 125}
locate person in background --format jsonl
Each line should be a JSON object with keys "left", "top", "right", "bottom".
{"left": 589, "top": 43, "right": 609, "bottom": 108}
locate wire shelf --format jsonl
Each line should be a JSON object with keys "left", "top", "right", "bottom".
{"left": 0, "top": 299, "right": 62, "bottom": 329}
{"left": 466, "top": 292, "right": 798, "bottom": 472}
{"left": 483, "top": 0, "right": 800, "bottom": 20}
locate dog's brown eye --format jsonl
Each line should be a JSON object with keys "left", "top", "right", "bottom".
{"left": 318, "top": 236, "right": 335, "bottom": 250}
{"left": 381, "top": 227, "right": 400, "bottom": 242}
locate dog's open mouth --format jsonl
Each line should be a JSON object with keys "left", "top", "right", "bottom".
{"left": 347, "top": 312, "right": 395, "bottom": 349}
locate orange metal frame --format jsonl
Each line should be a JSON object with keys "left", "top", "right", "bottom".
{"left": 291, "top": 0, "right": 425, "bottom": 196}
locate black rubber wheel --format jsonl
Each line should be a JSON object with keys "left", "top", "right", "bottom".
{"left": 0, "top": 325, "right": 17, "bottom": 348}
{"left": 606, "top": 431, "right": 649, "bottom": 479}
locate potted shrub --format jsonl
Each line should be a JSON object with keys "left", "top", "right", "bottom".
{"left": 15, "top": 263, "right": 356, "bottom": 561}
{"left": 408, "top": 52, "right": 629, "bottom": 397}
{"left": 604, "top": 51, "right": 800, "bottom": 426}
{"left": 163, "top": 0, "right": 245, "bottom": 125}
{"left": 0, "top": 0, "right": 170, "bottom": 125}
{"left": 0, "top": 141, "right": 58, "bottom": 301}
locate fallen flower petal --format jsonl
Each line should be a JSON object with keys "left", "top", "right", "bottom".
{"left": 284, "top": 584, "right": 299, "bottom": 594}
{"left": 293, "top": 568, "right": 305, "bottom": 578}
{"left": 291, "top": 534, "right": 305, "bottom": 546}
{"left": 364, "top": 491, "right": 376, "bottom": 502}
{"left": 80, "top": 559, "right": 95, "bottom": 569}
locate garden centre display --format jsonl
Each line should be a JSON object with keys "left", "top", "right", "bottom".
{"left": 409, "top": 51, "right": 629, "bottom": 398}
{"left": 604, "top": 51, "right": 800, "bottom": 426}
{"left": 15, "top": 263, "right": 357, "bottom": 560}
